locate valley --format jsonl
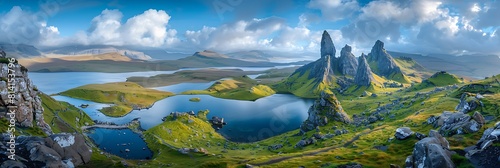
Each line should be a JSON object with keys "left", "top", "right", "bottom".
{"left": 2, "top": 29, "right": 499, "bottom": 168}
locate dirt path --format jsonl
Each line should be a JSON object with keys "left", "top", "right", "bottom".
{"left": 252, "top": 127, "right": 385, "bottom": 166}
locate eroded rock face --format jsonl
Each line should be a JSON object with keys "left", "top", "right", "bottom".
{"left": 465, "top": 122, "right": 500, "bottom": 168}
{"left": 339, "top": 45, "right": 358, "bottom": 76}
{"left": 367, "top": 40, "right": 403, "bottom": 79}
{"left": 354, "top": 54, "right": 374, "bottom": 86}
{"left": 405, "top": 130, "right": 455, "bottom": 168}
{"left": 300, "top": 91, "right": 351, "bottom": 133}
{"left": 0, "top": 59, "right": 51, "bottom": 135}
{"left": 0, "top": 133, "right": 91, "bottom": 168}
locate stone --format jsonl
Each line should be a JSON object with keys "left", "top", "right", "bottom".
{"left": 465, "top": 124, "right": 500, "bottom": 167}
{"left": 339, "top": 44, "right": 358, "bottom": 76}
{"left": 395, "top": 127, "right": 414, "bottom": 140}
{"left": 415, "top": 132, "right": 427, "bottom": 140}
{"left": 320, "top": 30, "right": 335, "bottom": 59}
{"left": 354, "top": 54, "right": 374, "bottom": 86}
{"left": 405, "top": 130, "right": 455, "bottom": 168}
{"left": 300, "top": 91, "right": 351, "bottom": 132}
{"left": 366, "top": 40, "right": 404, "bottom": 79}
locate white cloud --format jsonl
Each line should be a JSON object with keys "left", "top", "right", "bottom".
{"left": 84, "top": 9, "right": 178, "bottom": 47}
{"left": 307, "top": 0, "right": 359, "bottom": 21}
{"left": 0, "top": 6, "right": 61, "bottom": 45}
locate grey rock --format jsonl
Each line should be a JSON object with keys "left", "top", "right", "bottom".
{"left": 0, "top": 160, "right": 27, "bottom": 168}
{"left": 366, "top": 40, "right": 403, "bottom": 79}
{"left": 300, "top": 91, "right": 351, "bottom": 132}
{"left": 320, "top": 30, "right": 335, "bottom": 59}
{"left": 395, "top": 127, "right": 414, "bottom": 140}
{"left": 406, "top": 130, "right": 454, "bottom": 168}
{"left": 339, "top": 45, "right": 358, "bottom": 76}
{"left": 455, "top": 93, "right": 479, "bottom": 113}
{"left": 354, "top": 54, "right": 374, "bottom": 86}
{"left": 415, "top": 132, "right": 427, "bottom": 140}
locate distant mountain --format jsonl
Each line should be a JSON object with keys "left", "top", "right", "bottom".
{"left": 0, "top": 43, "right": 42, "bottom": 58}
{"left": 389, "top": 51, "right": 500, "bottom": 79}
{"left": 193, "top": 50, "right": 229, "bottom": 58}
{"left": 225, "top": 50, "right": 271, "bottom": 62}
{"left": 43, "top": 45, "right": 152, "bottom": 60}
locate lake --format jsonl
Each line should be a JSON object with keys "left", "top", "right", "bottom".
{"left": 53, "top": 94, "right": 314, "bottom": 142}
{"left": 28, "top": 65, "right": 313, "bottom": 158}
{"left": 86, "top": 128, "right": 153, "bottom": 159}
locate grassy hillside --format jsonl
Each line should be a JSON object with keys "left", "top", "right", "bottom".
{"left": 272, "top": 69, "right": 337, "bottom": 98}
{"left": 394, "top": 57, "right": 433, "bottom": 82}
{"left": 182, "top": 76, "right": 276, "bottom": 101}
{"left": 59, "top": 82, "right": 173, "bottom": 116}
{"left": 412, "top": 71, "right": 463, "bottom": 91}
{"left": 40, "top": 93, "right": 95, "bottom": 133}
{"left": 127, "top": 69, "right": 262, "bottom": 87}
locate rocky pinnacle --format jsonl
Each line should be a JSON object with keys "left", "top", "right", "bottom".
{"left": 339, "top": 44, "right": 358, "bottom": 76}
{"left": 355, "top": 53, "right": 374, "bottom": 86}
{"left": 367, "top": 40, "right": 402, "bottom": 78}
{"left": 320, "top": 30, "right": 336, "bottom": 59}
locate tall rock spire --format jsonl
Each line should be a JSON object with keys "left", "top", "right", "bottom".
{"left": 320, "top": 30, "right": 336, "bottom": 59}
{"left": 355, "top": 53, "right": 374, "bottom": 86}
{"left": 367, "top": 40, "right": 403, "bottom": 79}
{"left": 339, "top": 44, "right": 358, "bottom": 76}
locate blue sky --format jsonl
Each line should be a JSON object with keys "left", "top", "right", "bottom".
{"left": 0, "top": 0, "right": 499, "bottom": 56}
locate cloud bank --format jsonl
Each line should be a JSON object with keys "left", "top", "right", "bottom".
{"left": 0, "top": 0, "right": 499, "bottom": 57}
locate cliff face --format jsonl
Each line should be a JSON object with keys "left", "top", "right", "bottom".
{"left": 0, "top": 54, "right": 52, "bottom": 135}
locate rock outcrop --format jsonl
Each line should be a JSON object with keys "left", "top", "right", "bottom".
{"left": 300, "top": 91, "right": 351, "bottom": 133}
{"left": 455, "top": 92, "right": 481, "bottom": 113}
{"left": 320, "top": 30, "right": 335, "bottom": 59}
{"left": 405, "top": 130, "right": 455, "bottom": 168}
{"left": 338, "top": 45, "right": 358, "bottom": 76}
{"left": 426, "top": 111, "right": 484, "bottom": 136}
{"left": 0, "top": 133, "right": 91, "bottom": 168}
{"left": 0, "top": 51, "right": 51, "bottom": 135}
{"left": 354, "top": 54, "right": 374, "bottom": 86}
{"left": 367, "top": 40, "right": 405, "bottom": 81}
{"left": 465, "top": 122, "right": 500, "bottom": 167}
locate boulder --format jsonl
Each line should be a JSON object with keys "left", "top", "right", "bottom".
{"left": 395, "top": 127, "right": 414, "bottom": 140}
{"left": 428, "top": 111, "right": 484, "bottom": 136}
{"left": 0, "top": 134, "right": 91, "bottom": 168}
{"left": 44, "top": 133, "right": 91, "bottom": 166}
{"left": 455, "top": 93, "right": 480, "bottom": 113}
{"left": 405, "top": 130, "right": 455, "bottom": 168}
{"left": 465, "top": 122, "right": 500, "bottom": 167}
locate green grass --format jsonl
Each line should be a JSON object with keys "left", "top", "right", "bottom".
{"left": 40, "top": 93, "right": 95, "bottom": 133}
{"left": 189, "top": 97, "right": 201, "bottom": 102}
{"left": 59, "top": 82, "right": 174, "bottom": 116}
{"left": 272, "top": 69, "right": 338, "bottom": 98}
{"left": 182, "top": 76, "right": 276, "bottom": 101}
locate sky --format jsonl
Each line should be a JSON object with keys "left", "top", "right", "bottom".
{"left": 0, "top": 0, "right": 499, "bottom": 57}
